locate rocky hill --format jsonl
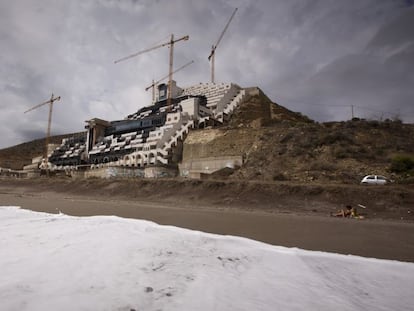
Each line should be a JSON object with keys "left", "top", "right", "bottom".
{"left": 183, "top": 89, "right": 414, "bottom": 184}
{"left": 0, "top": 132, "right": 84, "bottom": 170}
{"left": 1, "top": 89, "right": 413, "bottom": 220}
{"left": 1, "top": 88, "right": 413, "bottom": 185}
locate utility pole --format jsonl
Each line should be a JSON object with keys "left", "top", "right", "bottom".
{"left": 24, "top": 94, "right": 61, "bottom": 175}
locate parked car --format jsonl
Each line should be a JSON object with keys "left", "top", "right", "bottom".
{"left": 360, "top": 175, "right": 389, "bottom": 185}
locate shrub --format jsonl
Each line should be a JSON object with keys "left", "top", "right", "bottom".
{"left": 309, "top": 161, "right": 336, "bottom": 171}
{"left": 390, "top": 155, "right": 414, "bottom": 173}
{"left": 396, "top": 176, "right": 414, "bottom": 184}
{"left": 333, "top": 148, "right": 348, "bottom": 159}
{"left": 321, "top": 131, "right": 354, "bottom": 146}
{"left": 273, "top": 173, "right": 287, "bottom": 181}
{"left": 279, "top": 132, "right": 294, "bottom": 143}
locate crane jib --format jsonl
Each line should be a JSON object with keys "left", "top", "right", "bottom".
{"left": 114, "top": 35, "right": 190, "bottom": 64}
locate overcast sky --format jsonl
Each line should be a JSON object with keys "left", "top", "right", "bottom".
{"left": 0, "top": 0, "right": 413, "bottom": 148}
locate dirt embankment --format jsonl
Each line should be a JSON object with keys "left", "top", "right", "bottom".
{"left": 1, "top": 178, "right": 413, "bottom": 222}
{"left": 179, "top": 92, "right": 414, "bottom": 185}
{"left": 1, "top": 91, "right": 413, "bottom": 224}
{"left": 184, "top": 121, "right": 414, "bottom": 184}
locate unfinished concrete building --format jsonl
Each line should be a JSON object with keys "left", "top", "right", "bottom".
{"left": 48, "top": 81, "right": 246, "bottom": 177}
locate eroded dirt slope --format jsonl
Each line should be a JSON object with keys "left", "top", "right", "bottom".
{"left": 185, "top": 91, "right": 414, "bottom": 184}
{"left": 1, "top": 178, "right": 413, "bottom": 222}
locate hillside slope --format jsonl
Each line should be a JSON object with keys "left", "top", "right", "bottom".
{"left": 1, "top": 90, "right": 413, "bottom": 220}
{"left": 1, "top": 88, "right": 413, "bottom": 184}
{"left": 184, "top": 90, "right": 414, "bottom": 184}
{"left": 0, "top": 132, "right": 85, "bottom": 170}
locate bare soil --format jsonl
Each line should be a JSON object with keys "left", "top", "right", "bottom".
{"left": 1, "top": 178, "right": 414, "bottom": 262}
{"left": 1, "top": 178, "right": 413, "bottom": 221}
{"left": 1, "top": 92, "right": 413, "bottom": 261}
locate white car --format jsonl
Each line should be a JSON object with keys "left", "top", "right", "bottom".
{"left": 360, "top": 175, "right": 388, "bottom": 185}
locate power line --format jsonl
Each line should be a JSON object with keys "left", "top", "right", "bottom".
{"left": 286, "top": 101, "right": 414, "bottom": 119}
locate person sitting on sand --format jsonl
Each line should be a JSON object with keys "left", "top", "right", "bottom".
{"left": 331, "top": 205, "right": 357, "bottom": 218}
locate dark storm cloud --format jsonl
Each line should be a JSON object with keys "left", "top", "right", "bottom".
{"left": 370, "top": 10, "right": 413, "bottom": 43}
{"left": 0, "top": 0, "right": 413, "bottom": 149}
{"left": 281, "top": 6, "right": 414, "bottom": 121}
{"left": 263, "top": 2, "right": 414, "bottom": 122}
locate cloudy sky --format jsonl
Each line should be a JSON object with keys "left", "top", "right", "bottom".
{"left": 0, "top": 0, "right": 413, "bottom": 148}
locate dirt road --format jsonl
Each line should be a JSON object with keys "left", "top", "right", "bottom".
{"left": 1, "top": 181, "right": 414, "bottom": 262}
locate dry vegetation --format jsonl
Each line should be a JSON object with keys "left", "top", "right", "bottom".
{"left": 0, "top": 91, "right": 413, "bottom": 220}
{"left": 230, "top": 120, "right": 414, "bottom": 184}
{"left": 1, "top": 91, "right": 413, "bottom": 185}
{"left": 1, "top": 177, "right": 413, "bottom": 221}
{"left": 196, "top": 92, "right": 414, "bottom": 184}
{"left": 0, "top": 132, "right": 84, "bottom": 170}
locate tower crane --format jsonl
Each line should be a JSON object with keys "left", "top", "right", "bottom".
{"left": 145, "top": 60, "right": 195, "bottom": 102}
{"left": 114, "top": 34, "right": 189, "bottom": 107}
{"left": 208, "top": 7, "right": 238, "bottom": 84}
{"left": 24, "top": 93, "right": 61, "bottom": 171}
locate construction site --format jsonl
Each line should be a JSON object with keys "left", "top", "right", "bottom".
{"left": 3, "top": 8, "right": 256, "bottom": 179}
{"left": 1, "top": 7, "right": 413, "bottom": 221}
{"left": 2, "top": 5, "right": 414, "bottom": 311}
{"left": 43, "top": 80, "right": 247, "bottom": 179}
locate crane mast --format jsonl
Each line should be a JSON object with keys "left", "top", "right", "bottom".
{"left": 208, "top": 8, "right": 238, "bottom": 84}
{"left": 145, "top": 60, "right": 195, "bottom": 101}
{"left": 168, "top": 34, "right": 174, "bottom": 107}
{"left": 24, "top": 93, "right": 61, "bottom": 173}
{"left": 115, "top": 34, "right": 189, "bottom": 107}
